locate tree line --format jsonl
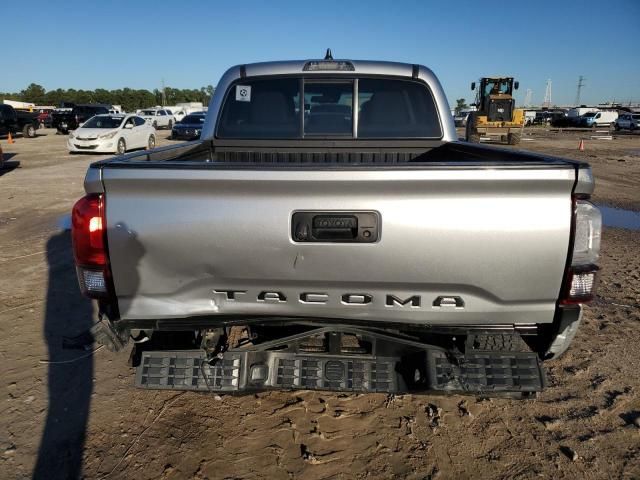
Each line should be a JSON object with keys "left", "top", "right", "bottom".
{"left": 1, "top": 83, "right": 215, "bottom": 112}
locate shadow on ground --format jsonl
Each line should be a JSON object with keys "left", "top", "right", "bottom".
{"left": 0, "top": 158, "right": 20, "bottom": 176}
{"left": 33, "top": 231, "right": 94, "bottom": 479}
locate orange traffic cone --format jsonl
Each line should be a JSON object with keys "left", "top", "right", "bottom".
{"left": 578, "top": 139, "right": 584, "bottom": 151}
{"left": 7, "top": 132, "right": 14, "bottom": 144}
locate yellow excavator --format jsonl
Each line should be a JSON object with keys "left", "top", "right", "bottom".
{"left": 465, "top": 77, "right": 525, "bottom": 145}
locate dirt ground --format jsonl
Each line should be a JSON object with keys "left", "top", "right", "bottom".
{"left": 1, "top": 128, "right": 639, "bottom": 480}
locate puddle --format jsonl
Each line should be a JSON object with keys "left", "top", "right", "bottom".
{"left": 598, "top": 205, "right": 640, "bottom": 230}
{"left": 57, "top": 214, "right": 71, "bottom": 231}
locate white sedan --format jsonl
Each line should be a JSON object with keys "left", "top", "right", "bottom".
{"left": 68, "top": 114, "right": 156, "bottom": 154}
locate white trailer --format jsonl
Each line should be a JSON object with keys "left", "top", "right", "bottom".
{"left": 568, "top": 107, "right": 598, "bottom": 118}
{"left": 2, "top": 100, "right": 36, "bottom": 110}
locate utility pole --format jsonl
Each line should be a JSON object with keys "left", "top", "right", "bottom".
{"left": 161, "top": 78, "right": 166, "bottom": 107}
{"left": 543, "top": 80, "right": 552, "bottom": 108}
{"left": 575, "top": 75, "right": 585, "bottom": 106}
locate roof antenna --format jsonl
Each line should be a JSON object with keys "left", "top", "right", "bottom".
{"left": 324, "top": 48, "right": 333, "bottom": 60}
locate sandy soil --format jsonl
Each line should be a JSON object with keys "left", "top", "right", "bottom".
{"left": 1, "top": 128, "right": 639, "bottom": 480}
{"left": 512, "top": 130, "right": 640, "bottom": 211}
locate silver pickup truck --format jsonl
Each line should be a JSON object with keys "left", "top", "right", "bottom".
{"left": 72, "top": 56, "right": 601, "bottom": 397}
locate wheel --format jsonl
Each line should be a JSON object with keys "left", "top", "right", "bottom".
{"left": 23, "top": 124, "right": 36, "bottom": 138}
{"left": 152, "top": 121, "right": 158, "bottom": 129}
{"left": 631, "top": 124, "right": 637, "bottom": 131}
{"left": 117, "top": 138, "right": 126, "bottom": 155}
{"left": 167, "top": 120, "right": 173, "bottom": 130}
{"left": 147, "top": 135, "right": 156, "bottom": 150}
{"left": 465, "top": 113, "right": 480, "bottom": 143}
{"left": 614, "top": 123, "right": 620, "bottom": 131}
{"left": 507, "top": 132, "right": 521, "bottom": 145}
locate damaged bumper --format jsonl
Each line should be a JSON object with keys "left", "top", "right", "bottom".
{"left": 134, "top": 327, "right": 545, "bottom": 396}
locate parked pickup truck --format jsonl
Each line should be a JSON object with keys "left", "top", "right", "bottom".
{"left": 72, "top": 57, "right": 602, "bottom": 397}
{"left": 52, "top": 104, "right": 111, "bottom": 134}
{"left": 0, "top": 104, "right": 39, "bottom": 138}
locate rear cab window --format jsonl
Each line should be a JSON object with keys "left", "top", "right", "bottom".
{"left": 216, "top": 77, "right": 442, "bottom": 139}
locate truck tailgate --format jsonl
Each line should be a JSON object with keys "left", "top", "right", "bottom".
{"left": 101, "top": 166, "right": 575, "bottom": 325}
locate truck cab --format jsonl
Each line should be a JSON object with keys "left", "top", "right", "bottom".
{"left": 0, "top": 104, "right": 40, "bottom": 138}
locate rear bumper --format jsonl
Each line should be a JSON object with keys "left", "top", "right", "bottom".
{"left": 171, "top": 132, "right": 198, "bottom": 140}
{"left": 137, "top": 348, "right": 544, "bottom": 395}
{"left": 68, "top": 138, "right": 116, "bottom": 153}
{"left": 134, "top": 326, "right": 545, "bottom": 396}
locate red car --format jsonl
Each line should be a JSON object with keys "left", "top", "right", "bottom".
{"left": 37, "top": 109, "right": 54, "bottom": 128}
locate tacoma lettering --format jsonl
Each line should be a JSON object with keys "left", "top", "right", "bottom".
{"left": 386, "top": 294, "right": 421, "bottom": 307}
{"left": 257, "top": 291, "right": 287, "bottom": 302}
{"left": 216, "top": 290, "right": 431, "bottom": 307}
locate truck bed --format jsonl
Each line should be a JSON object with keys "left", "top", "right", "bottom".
{"left": 90, "top": 141, "right": 581, "bottom": 328}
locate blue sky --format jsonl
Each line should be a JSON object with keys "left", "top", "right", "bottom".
{"left": 4, "top": 0, "right": 639, "bottom": 106}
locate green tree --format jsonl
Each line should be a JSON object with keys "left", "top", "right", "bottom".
{"left": 44, "top": 88, "right": 65, "bottom": 106}
{"left": 20, "top": 83, "right": 47, "bottom": 104}
{"left": 454, "top": 98, "right": 468, "bottom": 115}
{"left": 3, "top": 84, "right": 218, "bottom": 111}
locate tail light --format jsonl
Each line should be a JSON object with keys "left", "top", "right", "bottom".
{"left": 72, "top": 194, "right": 112, "bottom": 297}
{"left": 561, "top": 195, "right": 602, "bottom": 304}
{"left": 571, "top": 201, "right": 601, "bottom": 266}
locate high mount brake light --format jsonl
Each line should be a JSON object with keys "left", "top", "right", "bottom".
{"left": 303, "top": 61, "right": 355, "bottom": 71}
{"left": 72, "top": 194, "right": 111, "bottom": 297}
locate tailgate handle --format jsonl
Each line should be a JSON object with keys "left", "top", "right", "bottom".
{"left": 312, "top": 215, "right": 357, "bottom": 240}
{"left": 292, "top": 212, "right": 379, "bottom": 243}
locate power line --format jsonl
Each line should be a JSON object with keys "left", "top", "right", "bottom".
{"left": 575, "top": 75, "right": 585, "bottom": 106}
{"left": 543, "top": 80, "right": 552, "bottom": 108}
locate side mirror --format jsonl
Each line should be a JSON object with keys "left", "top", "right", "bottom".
{"left": 471, "top": 82, "right": 476, "bottom": 91}
{"left": 514, "top": 81, "right": 520, "bottom": 90}
{"left": 124, "top": 123, "right": 133, "bottom": 129}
